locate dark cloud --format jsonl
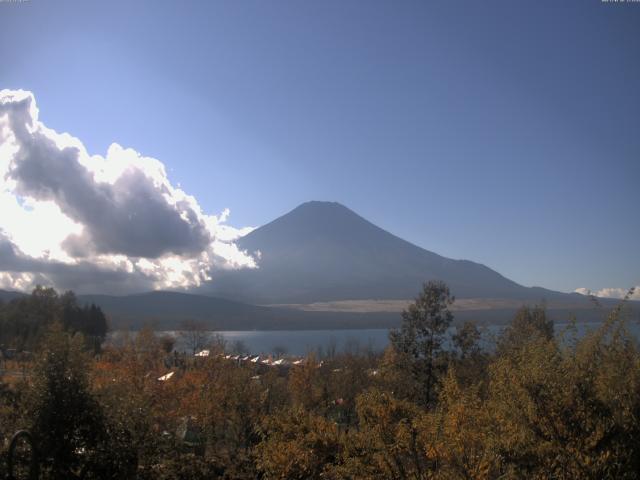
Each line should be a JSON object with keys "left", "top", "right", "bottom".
{"left": 2, "top": 93, "right": 212, "bottom": 259}
{"left": 0, "top": 232, "right": 155, "bottom": 294}
{"left": 0, "top": 234, "right": 22, "bottom": 270}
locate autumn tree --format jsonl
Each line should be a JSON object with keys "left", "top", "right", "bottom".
{"left": 486, "top": 303, "right": 640, "bottom": 478}
{"left": 288, "top": 354, "right": 327, "bottom": 412}
{"left": 377, "top": 346, "right": 416, "bottom": 400}
{"left": 496, "top": 304, "right": 553, "bottom": 354}
{"left": 256, "top": 407, "right": 343, "bottom": 479}
{"left": 418, "top": 369, "right": 500, "bottom": 479}
{"left": 334, "top": 388, "right": 428, "bottom": 479}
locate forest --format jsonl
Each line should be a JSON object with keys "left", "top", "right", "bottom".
{"left": 0, "top": 282, "right": 639, "bottom": 479}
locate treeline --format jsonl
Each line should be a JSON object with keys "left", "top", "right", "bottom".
{"left": 0, "top": 282, "right": 639, "bottom": 479}
{"left": 0, "top": 286, "right": 108, "bottom": 352}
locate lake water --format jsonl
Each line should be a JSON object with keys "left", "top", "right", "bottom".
{"left": 111, "top": 321, "right": 640, "bottom": 356}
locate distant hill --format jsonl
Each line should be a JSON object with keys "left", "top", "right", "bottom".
{"left": 0, "top": 289, "right": 26, "bottom": 303}
{"left": 6, "top": 288, "right": 388, "bottom": 330}
{"left": 78, "top": 291, "right": 627, "bottom": 331}
{"left": 203, "top": 201, "right": 577, "bottom": 304}
{"left": 76, "top": 291, "right": 402, "bottom": 330}
{"left": 80, "top": 290, "right": 634, "bottom": 331}
{"left": 2, "top": 288, "right": 632, "bottom": 332}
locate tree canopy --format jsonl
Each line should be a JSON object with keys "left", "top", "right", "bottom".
{"left": 0, "top": 287, "right": 108, "bottom": 352}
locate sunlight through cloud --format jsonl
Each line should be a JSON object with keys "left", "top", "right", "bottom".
{"left": 0, "top": 89, "right": 256, "bottom": 293}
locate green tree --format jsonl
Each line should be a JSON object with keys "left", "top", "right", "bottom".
{"left": 451, "top": 320, "right": 486, "bottom": 387}
{"left": 28, "top": 324, "right": 135, "bottom": 479}
{"left": 389, "top": 280, "right": 454, "bottom": 406}
{"left": 60, "top": 291, "right": 108, "bottom": 353}
{"left": 452, "top": 321, "right": 481, "bottom": 360}
{"left": 1, "top": 287, "right": 108, "bottom": 352}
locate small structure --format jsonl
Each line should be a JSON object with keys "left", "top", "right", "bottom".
{"left": 158, "top": 371, "right": 174, "bottom": 381}
{"left": 195, "top": 349, "right": 210, "bottom": 357}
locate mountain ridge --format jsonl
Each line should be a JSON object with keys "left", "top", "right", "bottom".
{"left": 203, "top": 201, "right": 570, "bottom": 304}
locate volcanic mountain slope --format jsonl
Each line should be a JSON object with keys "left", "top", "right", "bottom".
{"left": 204, "top": 201, "right": 572, "bottom": 304}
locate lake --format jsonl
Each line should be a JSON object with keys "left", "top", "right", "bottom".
{"left": 110, "top": 320, "right": 640, "bottom": 356}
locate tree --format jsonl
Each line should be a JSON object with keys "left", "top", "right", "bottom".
{"left": 389, "top": 281, "right": 454, "bottom": 406}
{"left": 451, "top": 320, "right": 486, "bottom": 387}
{"left": 60, "top": 291, "right": 108, "bottom": 353}
{"left": 486, "top": 317, "right": 640, "bottom": 478}
{"left": 231, "top": 339, "right": 248, "bottom": 355}
{"left": 206, "top": 333, "right": 227, "bottom": 355}
{"left": 158, "top": 334, "right": 176, "bottom": 354}
{"left": 289, "top": 354, "right": 326, "bottom": 412}
{"left": 496, "top": 304, "right": 553, "bottom": 354}
{"left": 256, "top": 407, "right": 343, "bottom": 480}
{"left": 332, "top": 388, "right": 428, "bottom": 480}
{"left": 418, "top": 369, "right": 500, "bottom": 479}
{"left": 452, "top": 321, "right": 481, "bottom": 360}
{"left": 2, "top": 286, "right": 60, "bottom": 350}
{"left": 0, "top": 288, "right": 108, "bottom": 353}
{"left": 273, "top": 345, "right": 288, "bottom": 358}
{"left": 178, "top": 320, "right": 211, "bottom": 355}
{"left": 28, "top": 324, "right": 136, "bottom": 479}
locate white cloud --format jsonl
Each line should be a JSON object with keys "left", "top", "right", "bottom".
{"left": 0, "top": 89, "right": 256, "bottom": 293}
{"left": 0, "top": 272, "right": 40, "bottom": 291}
{"left": 0, "top": 192, "right": 82, "bottom": 261}
{"left": 574, "top": 286, "right": 640, "bottom": 300}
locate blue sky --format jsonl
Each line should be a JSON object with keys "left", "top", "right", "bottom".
{"left": 1, "top": 0, "right": 638, "bottom": 294}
